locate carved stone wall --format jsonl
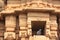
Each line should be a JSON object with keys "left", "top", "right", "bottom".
{"left": 4, "top": 15, "right": 16, "bottom": 40}
{"left": 50, "top": 15, "right": 58, "bottom": 40}
{"left": 27, "top": 12, "right": 50, "bottom": 40}
{"left": 2, "top": 11, "right": 58, "bottom": 40}
{"left": 7, "top": 0, "right": 20, "bottom": 4}
{"left": 19, "top": 14, "right": 27, "bottom": 40}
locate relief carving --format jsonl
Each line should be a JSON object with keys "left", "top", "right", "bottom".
{"left": 5, "top": 34, "right": 15, "bottom": 40}
{"left": 19, "top": 31, "right": 27, "bottom": 37}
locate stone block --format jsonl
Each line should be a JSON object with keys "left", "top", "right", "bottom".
{"left": 28, "top": 12, "right": 49, "bottom": 17}
{"left": 50, "top": 20, "right": 57, "bottom": 24}
{"left": 28, "top": 17, "right": 38, "bottom": 21}
{"left": 29, "top": 36, "right": 33, "bottom": 40}
{"left": 6, "top": 28, "right": 15, "bottom": 32}
{"left": 19, "top": 31, "right": 27, "bottom": 37}
{"left": 33, "top": 36, "right": 47, "bottom": 40}
{"left": 28, "top": 17, "right": 49, "bottom": 21}
{"left": 50, "top": 24, "right": 57, "bottom": 31}
{"left": 28, "top": 29, "right": 32, "bottom": 36}
{"left": 5, "top": 16, "right": 16, "bottom": 27}
{"left": 19, "top": 14, "right": 26, "bottom": 18}
{"left": 4, "top": 32, "right": 15, "bottom": 39}
{"left": 50, "top": 15, "right": 57, "bottom": 20}
{"left": 46, "top": 29, "right": 50, "bottom": 36}
{"left": 7, "top": 0, "right": 20, "bottom": 4}
{"left": 50, "top": 26, "right": 57, "bottom": 31}
{"left": 19, "top": 14, "right": 27, "bottom": 27}
{"left": 50, "top": 31, "right": 57, "bottom": 37}
{"left": 19, "top": 19, "right": 27, "bottom": 27}
{"left": 46, "top": 24, "right": 50, "bottom": 29}
{"left": 20, "top": 27, "right": 27, "bottom": 30}
{"left": 28, "top": 25, "right": 31, "bottom": 29}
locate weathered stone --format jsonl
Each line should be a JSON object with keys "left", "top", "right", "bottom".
{"left": 28, "top": 12, "right": 49, "bottom": 17}
{"left": 20, "top": 27, "right": 27, "bottom": 30}
{"left": 33, "top": 36, "right": 47, "bottom": 40}
{"left": 7, "top": 0, "right": 20, "bottom": 4}
{"left": 6, "top": 28, "right": 15, "bottom": 32}
{"left": 5, "top": 15, "right": 16, "bottom": 28}
{"left": 28, "top": 25, "right": 31, "bottom": 29}
{"left": 19, "top": 31, "right": 27, "bottom": 37}
{"left": 4, "top": 32, "right": 15, "bottom": 39}
{"left": 28, "top": 29, "right": 32, "bottom": 36}
{"left": 19, "top": 14, "right": 27, "bottom": 27}
{"left": 19, "top": 19, "right": 27, "bottom": 27}
{"left": 50, "top": 31, "right": 57, "bottom": 37}
{"left": 50, "top": 23, "right": 57, "bottom": 31}
{"left": 46, "top": 29, "right": 50, "bottom": 37}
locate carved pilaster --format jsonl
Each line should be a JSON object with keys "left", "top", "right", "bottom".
{"left": 19, "top": 14, "right": 27, "bottom": 40}
{"left": 50, "top": 15, "right": 58, "bottom": 40}
{"left": 4, "top": 15, "right": 16, "bottom": 40}
{"left": 5, "top": 15, "right": 16, "bottom": 28}
{"left": 45, "top": 21, "right": 50, "bottom": 38}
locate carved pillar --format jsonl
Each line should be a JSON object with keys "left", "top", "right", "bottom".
{"left": 4, "top": 15, "right": 16, "bottom": 40}
{"left": 45, "top": 21, "right": 50, "bottom": 40}
{"left": 19, "top": 14, "right": 27, "bottom": 40}
{"left": 50, "top": 15, "right": 58, "bottom": 40}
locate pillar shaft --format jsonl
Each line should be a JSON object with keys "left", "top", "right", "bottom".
{"left": 50, "top": 15, "right": 58, "bottom": 40}
{"left": 4, "top": 15, "right": 16, "bottom": 40}
{"left": 19, "top": 14, "right": 27, "bottom": 40}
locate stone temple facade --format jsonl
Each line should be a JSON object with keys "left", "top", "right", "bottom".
{"left": 0, "top": 0, "right": 60, "bottom": 40}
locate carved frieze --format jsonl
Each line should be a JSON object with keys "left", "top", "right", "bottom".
{"left": 1, "top": 1, "right": 60, "bottom": 14}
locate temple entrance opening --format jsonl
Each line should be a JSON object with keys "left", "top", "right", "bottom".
{"left": 31, "top": 21, "right": 46, "bottom": 36}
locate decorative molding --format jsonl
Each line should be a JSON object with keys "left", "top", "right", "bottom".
{"left": 0, "top": 1, "right": 60, "bottom": 14}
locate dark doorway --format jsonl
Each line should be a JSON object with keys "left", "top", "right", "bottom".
{"left": 31, "top": 21, "right": 46, "bottom": 36}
